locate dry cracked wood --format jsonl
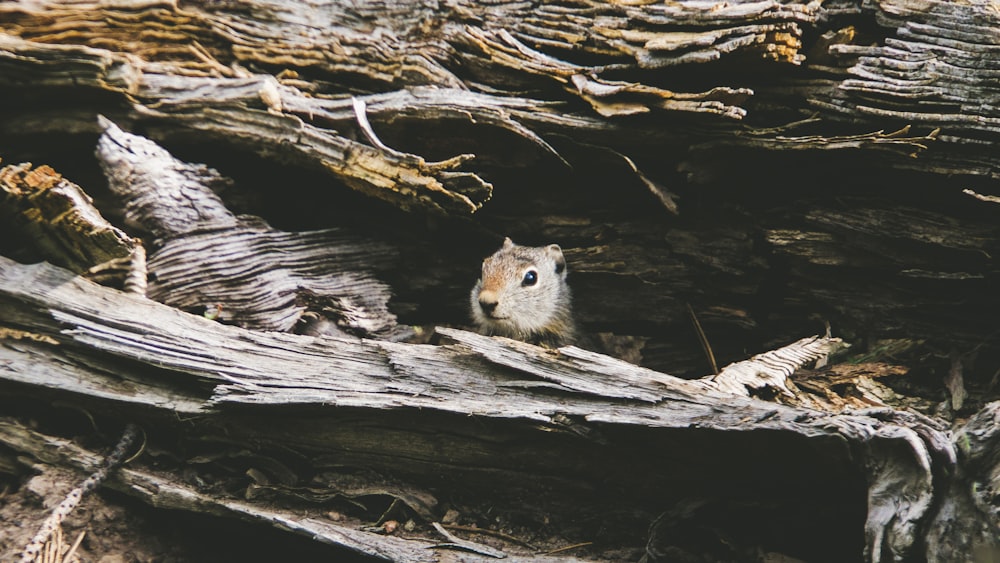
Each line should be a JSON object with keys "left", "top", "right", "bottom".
{"left": 2, "top": 1, "right": 994, "bottom": 374}
{"left": 0, "top": 0, "right": 957, "bottom": 204}
{"left": 0, "top": 161, "right": 134, "bottom": 273}
{"left": 0, "top": 256, "right": 994, "bottom": 561}
{"left": 2, "top": 3, "right": 1000, "bottom": 560}
{"left": 95, "top": 117, "right": 407, "bottom": 338}
{"left": 0, "top": 29, "right": 492, "bottom": 215}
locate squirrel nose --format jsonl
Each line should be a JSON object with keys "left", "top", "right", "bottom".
{"left": 478, "top": 290, "right": 499, "bottom": 315}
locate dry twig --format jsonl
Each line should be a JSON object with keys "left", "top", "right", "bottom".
{"left": 19, "top": 425, "right": 141, "bottom": 563}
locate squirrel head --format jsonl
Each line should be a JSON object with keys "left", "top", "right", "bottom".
{"left": 470, "top": 237, "right": 574, "bottom": 344}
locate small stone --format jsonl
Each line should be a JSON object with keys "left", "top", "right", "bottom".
{"left": 442, "top": 509, "right": 460, "bottom": 524}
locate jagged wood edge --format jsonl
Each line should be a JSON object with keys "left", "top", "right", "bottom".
{"left": 0, "top": 34, "right": 491, "bottom": 215}
{"left": 0, "top": 162, "right": 135, "bottom": 273}
{"left": 0, "top": 27, "right": 940, "bottom": 218}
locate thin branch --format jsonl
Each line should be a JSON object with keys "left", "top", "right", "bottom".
{"left": 19, "top": 424, "right": 141, "bottom": 563}
{"left": 687, "top": 303, "right": 719, "bottom": 375}
{"left": 441, "top": 523, "right": 538, "bottom": 550}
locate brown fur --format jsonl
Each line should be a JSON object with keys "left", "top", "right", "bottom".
{"left": 470, "top": 238, "right": 576, "bottom": 347}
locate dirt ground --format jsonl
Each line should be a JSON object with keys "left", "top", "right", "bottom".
{"left": 1, "top": 466, "right": 361, "bottom": 563}
{"left": 1, "top": 459, "right": 626, "bottom": 563}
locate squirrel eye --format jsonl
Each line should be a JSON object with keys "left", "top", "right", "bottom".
{"left": 522, "top": 270, "right": 538, "bottom": 286}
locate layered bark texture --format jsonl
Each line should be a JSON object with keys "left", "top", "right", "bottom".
{"left": 1, "top": 1, "right": 999, "bottom": 562}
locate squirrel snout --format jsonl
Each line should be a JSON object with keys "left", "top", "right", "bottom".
{"left": 477, "top": 289, "right": 499, "bottom": 316}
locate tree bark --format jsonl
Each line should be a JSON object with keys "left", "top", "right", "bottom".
{"left": 1, "top": 1, "right": 999, "bottom": 561}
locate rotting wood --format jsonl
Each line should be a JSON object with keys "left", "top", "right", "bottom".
{"left": 0, "top": 161, "right": 135, "bottom": 273}
{"left": 0, "top": 0, "right": 952, "bottom": 208}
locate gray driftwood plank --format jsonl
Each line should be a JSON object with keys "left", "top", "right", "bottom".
{"left": 1, "top": 257, "right": 991, "bottom": 561}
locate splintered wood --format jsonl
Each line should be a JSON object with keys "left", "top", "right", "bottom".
{"left": 0, "top": 161, "right": 134, "bottom": 272}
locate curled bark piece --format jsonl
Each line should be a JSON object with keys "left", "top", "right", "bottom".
{"left": 352, "top": 97, "right": 406, "bottom": 157}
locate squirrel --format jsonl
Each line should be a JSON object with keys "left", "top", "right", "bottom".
{"left": 470, "top": 237, "right": 576, "bottom": 347}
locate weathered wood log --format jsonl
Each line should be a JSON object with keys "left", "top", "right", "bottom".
{"left": 2, "top": 0, "right": 999, "bottom": 378}
{"left": 0, "top": 420, "right": 524, "bottom": 563}
{"left": 0, "top": 256, "right": 995, "bottom": 562}
{"left": 2, "top": 1, "right": 1000, "bottom": 561}
{"left": 95, "top": 117, "right": 408, "bottom": 339}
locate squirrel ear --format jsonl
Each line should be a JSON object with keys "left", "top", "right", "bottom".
{"left": 546, "top": 244, "right": 566, "bottom": 274}
{"left": 502, "top": 237, "right": 515, "bottom": 250}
